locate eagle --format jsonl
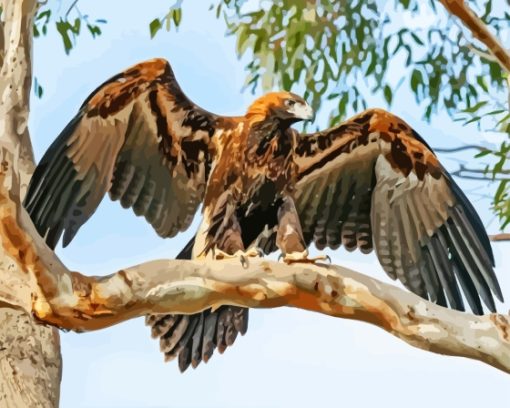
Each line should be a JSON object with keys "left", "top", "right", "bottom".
{"left": 24, "top": 58, "right": 503, "bottom": 372}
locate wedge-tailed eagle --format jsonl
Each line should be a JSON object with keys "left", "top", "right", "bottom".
{"left": 24, "top": 58, "right": 503, "bottom": 372}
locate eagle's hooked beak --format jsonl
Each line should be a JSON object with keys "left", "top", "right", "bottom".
{"left": 290, "top": 102, "right": 315, "bottom": 122}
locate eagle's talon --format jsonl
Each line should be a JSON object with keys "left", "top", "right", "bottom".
{"left": 212, "top": 248, "right": 262, "bottom": 268}
{"left": 240, "top": 247, "right": 264, "bottom": 258}
{"left": 240, "top": 255, "right": 249, "bottom": 269}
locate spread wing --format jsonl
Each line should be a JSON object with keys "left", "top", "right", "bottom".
{"left": 25, "top": 58, "right": 225, "bottom": 248}
{"left": 292, "top": 108, "right": 503, "bottom": 315}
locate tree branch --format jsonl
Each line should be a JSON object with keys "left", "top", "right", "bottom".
{"left": 1, "top": 169, "right": 509, "bottom": 376}
{"left": 439, "top": 0, "right": 510, "bottom": 74}
{"left": 489, "top": 233, "right": 510, "bottom": 242}
{"left": 34, "top": 259, "right": 510, "bottom": 374}
{"left": 465, "top": 41, "right": 498, "bottom": 63}
{"left": 449, "top": 164, "right": 510, "bottom": 181}
{"left": 433, "top": 145, "right": 489, "bottom": 154}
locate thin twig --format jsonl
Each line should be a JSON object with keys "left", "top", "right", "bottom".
{"left": 64, "top": 0, "right": 78, "bottom": 19}
{"left": 460, "top": 166, "right": 510, "bottom": 175}
{"left": 466, "top": 42, "right": 498, "bottom": 62}
{"left": 434, "top": 145, "right": 489, "bottom": 153}
{"left": 448, "top": 162, "right": 510, "bottom": 181}
{"left": 489, "top": 233, "right": 510, "bottom": 242}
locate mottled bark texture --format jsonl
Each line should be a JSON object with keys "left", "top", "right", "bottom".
{"left": 0, "top": 1, "right": 62, "bottom": 407}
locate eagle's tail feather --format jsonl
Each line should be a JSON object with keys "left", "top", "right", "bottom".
{"left": 145, "top": 235, "right": 249, "bottom": 372}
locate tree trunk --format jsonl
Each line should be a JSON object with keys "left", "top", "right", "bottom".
{"left": 0, "top": 1, "right": 62, "bottom": 407}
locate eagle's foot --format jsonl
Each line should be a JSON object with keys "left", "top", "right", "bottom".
{"left": 280, "top": 250, "right": 331, "bottom": 265}
{"left": 213, "top": 247, "right": 263, "bottom": 268}
{"left": 238, "top": 247, "right": 264, "bottom": 268}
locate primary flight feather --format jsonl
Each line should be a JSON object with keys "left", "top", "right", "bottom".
{"left": 24, "top": 58, "right": 503, "bottom": 372}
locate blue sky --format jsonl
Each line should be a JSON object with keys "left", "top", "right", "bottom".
{"left": 30, "top": 1, "right": 510, "bottom": 407}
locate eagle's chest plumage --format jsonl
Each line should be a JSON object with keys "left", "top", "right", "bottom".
{"left": 241, "top": 124, "right": 296, "bottom": 207}
{"left": 203, "top": 121, "right": 296, "bottom": 211}
{"left": 199, "top": 120, "right": 298, "bottom": 254}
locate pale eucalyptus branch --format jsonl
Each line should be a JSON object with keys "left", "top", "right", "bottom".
{"left": 0, "top": 168, "right": 508, "bottom": 376}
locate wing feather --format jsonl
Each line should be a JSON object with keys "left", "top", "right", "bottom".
{"left": 25, "top": 58, "right": 225, "bottom": 248}
{"left": 292, "top": 108, "right": 503, "bottom": 314}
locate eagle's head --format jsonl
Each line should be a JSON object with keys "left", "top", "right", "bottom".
{"left": 246, "top": 91, "right": 314, "bottom": 125}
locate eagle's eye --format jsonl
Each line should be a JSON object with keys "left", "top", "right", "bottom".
{"left": 286, "top": 99, "right": 296, "bottom": 107}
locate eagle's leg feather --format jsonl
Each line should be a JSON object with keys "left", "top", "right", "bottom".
{"left": 276, "top": 196, "right": 307, "bottom": 254}
{"left": 276, "top": 196, "right": 330, "bottom": 264}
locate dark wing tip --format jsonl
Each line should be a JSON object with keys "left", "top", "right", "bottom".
{"left": 396, "top": 167, "right": 502, "bottom": 315}
{"left": 424, "top": 173, "right": 503, "bottom": 313}
{"left": 410, "top": 208, "right": 499, "bottom": 315}
{"left": 24, "top": 114, "right": 84, "bottom": 249}
{"left": 448, "top": 176, "right": 503, "bottom": 302}
{"left": 448, "top": 175, "right": 496, "bottom": 267}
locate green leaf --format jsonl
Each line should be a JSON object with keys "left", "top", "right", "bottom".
{"left": 474, "top": 149, "right": 492, "bottom": 158}
{"left": 149, "top": 18, "right": 162, "bottom": 38}
{"left": 173, "top": 8, "right": 182, "bottom": 27}
{"left": 486, "top": 109, "right": 506, "bottom": 116}
{"left": 463, "top": 100, "right": 488, "bottom": 113}
{"left": 33, "top": 77, "right": 43, "bottom": 99}
{"left": 497, "top": 113, "right": 510, "bottom": 126}
{"left": 410, "top": 32, "right": 424, "bottom": 46}
{"left": 495, "top": 180, "right": 508, "bottom": 201}
{"left": 383, "top": 84, "right": 392, "bottom": 105}
{"left": 56, "top": 20, "right": 73, "bottom": 54}
{"left": 464, "top": 116, "right": 482, "bottom": 125}
{"left": 476, "top": 76, "right": 488, "bottom": 92}
{"left": 400, "top": 0, "right": 411, "bottom": 9}
{"left": 236, "top": 25, "right": 251, "bottom": 54}
{"left": 36, "top": 10, "right": 51, "bottom": 22}
{"left": 410, "top": 69, "right": 423, "bottom": 93}
{"left": 71, "top": 18, "right": 81, "bottom": 35}
{"left": 87, "top": 24, "right": 102, "bottom": 38}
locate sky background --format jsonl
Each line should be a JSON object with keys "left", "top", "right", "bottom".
{"left": 29, "top": 1, "right": 510, "bottom": 407}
